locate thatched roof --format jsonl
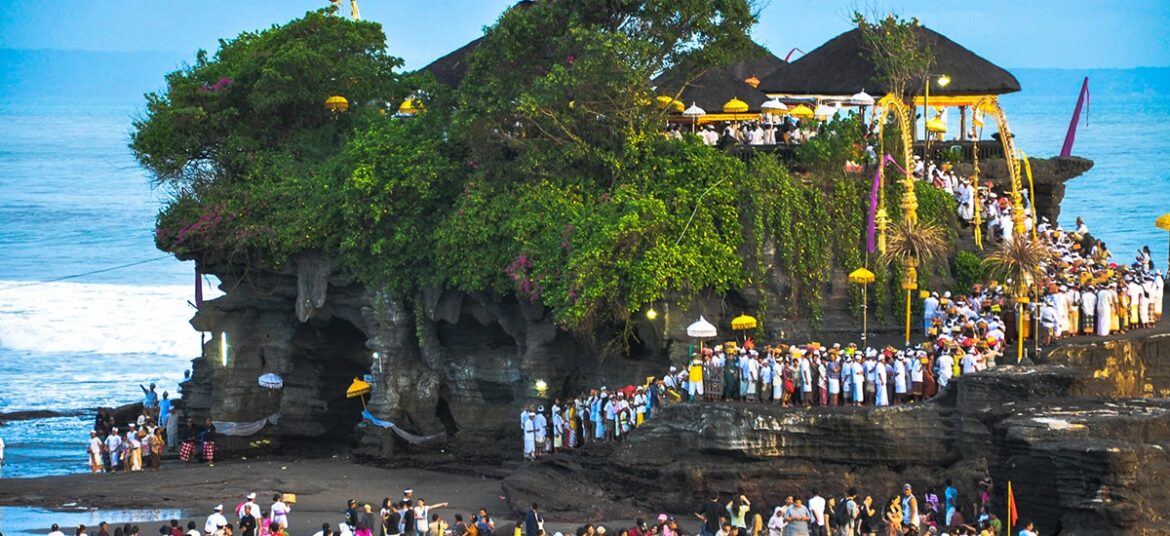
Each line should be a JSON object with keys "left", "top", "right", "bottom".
{"left": 419, "top": 35, "right": 486, "bottom": 88}
{"left": 654, "top": 44, "right": 786, "bottom": 112}
{"left": 759, "top": 26, "right": 1020, "bottom": 97}
{"left": 418, "top": 1, "right": 533, "bottom": 88}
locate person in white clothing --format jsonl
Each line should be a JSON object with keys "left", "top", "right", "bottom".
{"left": 413, "top": 499, "right": 449, "bottom": 536}
{"left": 88, "top": 430, "right": 104, "bottom": 473}
{"left": 807, "top": 491, "right": 826, "bottom": 533}
{"left": 237, "top": 492, "right": 263, "bottom": 520}
{"left": 271, "top": 494, "right": 291, "bottom": 528}
{"left": 205, "top": 505, "right": 228, "bottom": 535}
{"left": 522, "top": 413, "right": 536, "bottom": 460}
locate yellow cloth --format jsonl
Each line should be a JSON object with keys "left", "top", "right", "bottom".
{"left": 689, "top": 363, "right": 704, "bottom": 383}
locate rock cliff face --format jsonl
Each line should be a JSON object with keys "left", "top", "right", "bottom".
{"left": 499, "top": 336, "right": 1170, "bottom": 535}
{"left": 177, "top": 157, "right": 1108, "bottom": 529}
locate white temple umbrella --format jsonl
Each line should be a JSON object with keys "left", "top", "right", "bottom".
{"left": 682, "top": 102, "right": 706, "bottom": 132}
{"left": 258, "top": 373, "right": 283, "bottom": 390}
{"left": 686, "top": 315, "right": 718, "bottom": 352}
{"left": 849, "top": 90, "right": 875, "bottom": 123}
{"left": 761, "top": 98, "right": 788, "bottom": 112}
{"left": 848, "top": 90, "right": 875, "bottom": 106}
{"left": 761, "top": 98, "right": 788, "bottom": 123}
{"left": 814, "top": 103, "right": 835, "bottom": 121}
{"left": 259, "top": 372, "right": 284, "bottom": 393}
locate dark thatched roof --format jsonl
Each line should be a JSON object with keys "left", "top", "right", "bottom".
{"left": 420, "top": 35, "right": 486, "bottom": 88}
{"left": 418, "top": 1, "right": 533, "bottom": 88}
{"left": 653, "top": 44, "right": 786, "bottom": 112}
{"left": 759, "top": 26, "right": 1020, "bottom": 97}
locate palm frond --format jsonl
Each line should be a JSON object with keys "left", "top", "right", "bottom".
{"left": 880, "top": 218, "right": 949, "bottom": 268}
{"left": 981, "top": 237, "right": 1056, "bottom": 290}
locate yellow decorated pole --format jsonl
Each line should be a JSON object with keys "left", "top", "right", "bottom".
{"left": 1019, "top": 150, "right": 1039, "bottom": 242}
{"left": 1016, "top": 293, "right": 1029, "bottom": 364}
{"left": 972, "top": 139, "right": 983, "bottom": 250}
{"left": 849, "top": 268, "right": 876, "bottom": 346}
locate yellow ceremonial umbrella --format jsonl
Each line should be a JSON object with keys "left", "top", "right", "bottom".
{"left": 722, "top": 98, "right": 749, "bottom": 114}
{"left": 398, "top": 98, "right": 424, "bottom": 116}
{"left": 788, "top": 104, "right": 814, "bottom": 119}
{"left": 1157, "top": 213, "right": 1170, "bottom": 268}
{"left": 325, "top": 95, "right": 349, "bottom": 114}
{"left": 656, "top": 95, "right": 674, "bottom": 109}
{"left": 731, "top": 313, "right": 758, "bottom": 342}
{"left": 848, "top": 268, "right": 876, "bottom": 346}
{"left": 926, "top": 117, "right": 947, "bottom": 133}
{"left": 347, "top": 377, "right": 372, "bottom": 409}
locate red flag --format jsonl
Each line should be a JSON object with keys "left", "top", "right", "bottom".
{"left": 1007, "top": 481, "right": 1019, "bottom": 527}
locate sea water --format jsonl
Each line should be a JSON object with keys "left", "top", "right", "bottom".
{"left": 0, "top": 54, "right": 1167, "bottom": 481}
{"left": 0, "top": 97, "right": 218, "bottom": 479}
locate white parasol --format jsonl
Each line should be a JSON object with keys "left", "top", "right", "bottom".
{"left": 258, "top": 373, "right": 284, "bottom": 390}
{"left": 849, "top": 90, "right": 875, "bottom": 106}
{"left": 760, "top": 98, "right": 788, "bottom": 112}
{"left": 686, "top": 316, "right": 717, "bottom": 338}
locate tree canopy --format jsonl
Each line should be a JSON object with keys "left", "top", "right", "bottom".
{"left": 135, "top": 3, "right": 956, "bottom": 337}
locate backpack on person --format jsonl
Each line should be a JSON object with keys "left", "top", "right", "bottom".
{"left": 831, "top": 499, "right": 851, "bottom": 528}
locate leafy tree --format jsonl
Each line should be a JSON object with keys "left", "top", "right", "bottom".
{"left": 852, "top": 12, "right": 934, "bottom": 101}
{"left": 456, "top": 0, "right": 760, "bottom": 185}
{"left": 131, "top": 10, "right": 404, "bottom": 190}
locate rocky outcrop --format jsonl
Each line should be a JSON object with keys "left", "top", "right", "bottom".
{"left": 1044, "top": 333, "right": 1170, "bottom": 398}
{"left": 984, "top": 400, "right": 1170, "bottom": 535}
{"left": 502, "top": 337, "right": 1170, "bottom": 535}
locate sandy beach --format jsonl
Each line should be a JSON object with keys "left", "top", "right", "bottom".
{"left": 1, "top": 457, "right": 506, "bottom": 535}
{"left": 0, "top": 456, "right": 664, "bottom": 536}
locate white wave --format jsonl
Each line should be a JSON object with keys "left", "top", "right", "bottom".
{"left": 0, "top": 280, "right": 221, "bottom": 357}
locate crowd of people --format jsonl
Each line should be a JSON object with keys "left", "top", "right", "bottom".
{"left": 85, "top": 383, "right": 221, "bottom": 473}
{"left": 30, "top": 489, "right": 499, "bottom": 536}
{"left": 691, "top": 476, "right": 1025, "bottom": 536}
{"left": 664, "top": 116, "right": 818, "bottom": 147}
{"left": 25, "top": 478, "right": 1036, "bottom": 536}
{"left": 519, "top": 198, "right": 1166, "bottom": 459}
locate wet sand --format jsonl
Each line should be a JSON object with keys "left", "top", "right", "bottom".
{"left": 0, "top": 457, "right": 509, "bottom": 535}
{"left": 0, "top": 456, "right": 664, "bottom": 536}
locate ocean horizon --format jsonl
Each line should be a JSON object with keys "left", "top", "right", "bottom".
{"left": 0, "top": 48, "right": 1167, "bottom": 480}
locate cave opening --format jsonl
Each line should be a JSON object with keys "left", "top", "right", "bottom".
{"left": 435, "top": 384, "right": 459, "bottom": 437}
{"left": 303, "top": 317, "right": 372, "bottom": 441}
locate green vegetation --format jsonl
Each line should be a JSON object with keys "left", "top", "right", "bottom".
{"left": 852, "top": 12, "right": 934, "bottom": 100}
{"left": 135, "top": 3, "right": 959, "bottom": 338}
{"left": 951, "top": 250, "right": 986, "bottom": 294}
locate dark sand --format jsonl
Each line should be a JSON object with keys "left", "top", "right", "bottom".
{"left": 1, "top": 457, "right": 505, "bottom": 535}
{"left": 0, "top": 456, "right": 661, "bottom": 536}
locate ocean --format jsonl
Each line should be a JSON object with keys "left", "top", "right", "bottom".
{"left": 0, "top": 51, "right": 1168, "bottom": 486}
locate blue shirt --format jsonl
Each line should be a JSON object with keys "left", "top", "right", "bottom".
{"left": 159, "top": 398, "right": 173, "bottom": 424}
{"left": 143, "top": 390, "right": 159, "bottom": 408}
{"left": 945, "top": 486, "right": 958, "bottom": 510}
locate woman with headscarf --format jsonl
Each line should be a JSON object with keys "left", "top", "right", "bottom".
{"left": 766, "top": 507, "right": 786, "bottom": 536}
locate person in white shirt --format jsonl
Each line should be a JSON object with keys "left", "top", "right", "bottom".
{"left": 205, "top": 505, "right": 228, "bottom": 535}
{"left": 414, "top": 499, "right": 449, "bottom": 536}
{"left": 937, "top": 352, "right": 954, "bottom": 389}
{"left": 238, "top": 492, "right": 262, "bottom": 521}
{"left": 271, "top": 494, "right": 292, "bottom": 529}
{"left": 104, "top": 428, "right": 122, "bottom": 473}
{"left": 0, "top": 434, "right": 5, "bottom": 476}
{"left": 88, "top": 430, "right": 104, "bottom": 473}
{"left": 48, "top": 524, "right": 66, "bottom": 536}
{"left": 807, "top": 491, "right": 826, "bottom": 533}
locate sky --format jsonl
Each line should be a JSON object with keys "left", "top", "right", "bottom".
{"left": 0, "top": 0, "right": 1168, "bottom": 71}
